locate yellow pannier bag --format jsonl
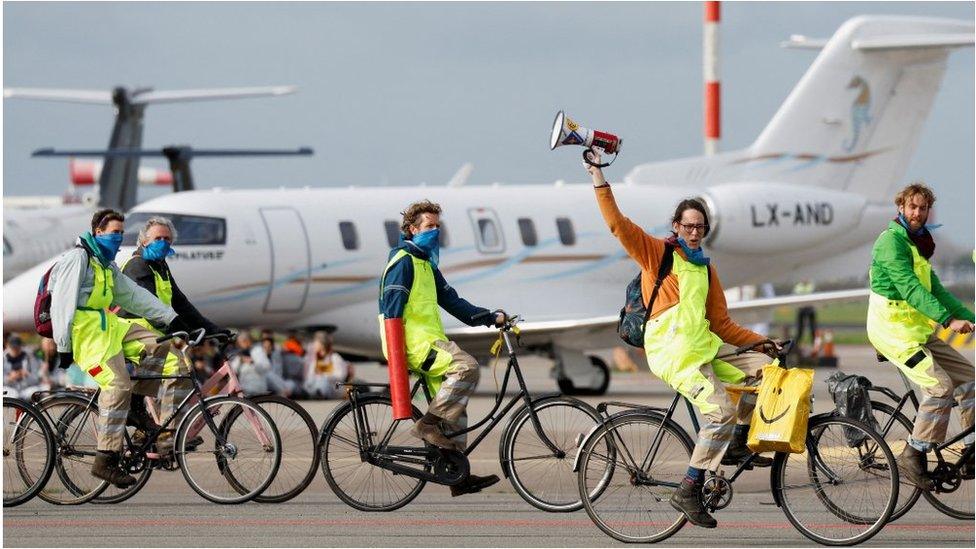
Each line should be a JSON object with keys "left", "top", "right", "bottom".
{"left": 747, "top": 360, "right": 815, "bottom": 454}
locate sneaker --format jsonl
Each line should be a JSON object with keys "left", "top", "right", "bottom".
{"left": 669, "top": 477, "right": 717, "bottom": 528}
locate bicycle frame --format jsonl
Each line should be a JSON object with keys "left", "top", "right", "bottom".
{"left": 347, "top": 327, "right": 563, "bottom": 461}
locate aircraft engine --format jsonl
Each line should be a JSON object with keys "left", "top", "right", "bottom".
{"left": 698, "top": 183, "right": 866, "bottom": 255}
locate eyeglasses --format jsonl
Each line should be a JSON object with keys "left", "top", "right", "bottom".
{"left": 678, "top": 223, "right": 708, "bottom": 234}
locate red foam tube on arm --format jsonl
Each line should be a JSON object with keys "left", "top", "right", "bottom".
{"left": 383, "top": 318, "right": 413, "bottom": 420}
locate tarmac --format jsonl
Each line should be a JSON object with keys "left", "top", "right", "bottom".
{"left": 4, "top": 344, "right": 974, "bottom": 547}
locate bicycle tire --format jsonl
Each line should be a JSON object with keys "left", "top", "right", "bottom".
{"left": 319, "top": 394, "right": 427, "bottom": 512}
{"left": 774, "top": 415, "right": 898, "bottom": 546}
{"left": 868, "top": 400, "right": 924, "bottom": 521}
{"left": 176, "top": 396, "right": 281, "bottom": 504}
{"left": 502, "top": 395, "right": 602, "bottom": 512}
{"left": 35, "top": 395, "right": 110, "bottom": 505}
{"left": 223, "top": 394, "right": 319, "bottom": 503}
{"left": 578, "top": 412, "right": 692, "bottom": 543}
{"left": 4, "top": 397, "right": 56, "bottom": 507}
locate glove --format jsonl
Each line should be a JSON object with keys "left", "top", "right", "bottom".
{"left": 165, "top": 315, "right": 191, "bottom": 334}
{"left": 57, "top": 352, "right": 75, "bottom": 370}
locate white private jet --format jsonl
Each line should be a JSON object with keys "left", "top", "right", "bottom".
{"left": 4, "top": 16, "right": 972, "bottom": 394}
{"left": 1, "top": 85, "right": 296, "bottom": 281}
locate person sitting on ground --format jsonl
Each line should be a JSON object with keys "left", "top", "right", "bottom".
{"left": 3, "top": 335, "right": 49, "bottom": 399}
{"left": 303, "top": 331, "right": 350, "bottom": 399}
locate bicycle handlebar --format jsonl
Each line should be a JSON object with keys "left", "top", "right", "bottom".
{"left": 156, "top": 327, "right": 207, "bottom": 346}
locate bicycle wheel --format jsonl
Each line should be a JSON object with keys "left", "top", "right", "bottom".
{"left": 319, "top": 394, "right": 426, "bottom": 511}
{"left": 774, "top": 415, "right": 897, "bottom": 546}
{"left": 4, "top": 398, "right": 56, "bottom": 507}
{"left": 869, "top": 401, "right": 923, "bottom": 521}
{"left": 176, "top": 396, "right": 281, "bottom": 504}
{"left": 232, "top": 394, "right": 319, "bottom": 503}
{"left": 36, "top": 395, "right": 110, "bottom": 505}
{"left": 503, "top": 396, "right": 602, "bottom": 512}
{"left": 920, "top": 403, "right": 973, "bottom": 520}
{"left": 578, "top": 412, "right": 692, "bottom": 543}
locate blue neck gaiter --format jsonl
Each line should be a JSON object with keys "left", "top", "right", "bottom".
{"left": 677, "top": 237, "right": 710, "bottom": 266}
{"left": 94, "top": 233, "right": 124, "bottom": 262}
{"left": 897, "top": 213, "right": 941, "bottom": 236}
{"left": 142, "top": 240, "right": 175, "bottom": 261}
{"left": 411, "top": 229, "right": 441, "bottom": 268}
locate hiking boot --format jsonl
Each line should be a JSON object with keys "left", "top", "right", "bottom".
{"left": 897, "top": 444, "right": 935, "bottom": 491}
{"left": 721, "top": 428, "right": 773, "bottom": 467}
{"left": 410, "top": 413, "right": 459, "bottom": 450}
{"left": 156, "top": 432, "right": 205, "bottom": 454}
{"left": 669, "top": 477, "right": 717, "bottom": 528}
{"left": 450, "top": 473, "right": 500, "bottom": 497}
{"left": 91, "top": 451, "right": 137, "bottom": 488}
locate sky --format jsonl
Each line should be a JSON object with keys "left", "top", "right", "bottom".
{"left": 3, "top": 1, "right": 974, "bottom": 248}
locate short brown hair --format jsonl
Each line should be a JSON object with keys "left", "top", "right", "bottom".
{"left": 895, "top": 182, "right": 936, "bottom": 209}
{"left": 400, "top": 200, "right": 442, "bottom": 237}
{"left": 91, "top": 208, "right": 125, "bottom": 233}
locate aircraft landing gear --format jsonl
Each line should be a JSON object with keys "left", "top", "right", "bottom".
{"left": 554, "top": 349, "right": 610, "bottom": 396}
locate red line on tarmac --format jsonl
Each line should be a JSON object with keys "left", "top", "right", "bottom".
{"left": 3, "top": 517, "right": 973, "bottom": 532}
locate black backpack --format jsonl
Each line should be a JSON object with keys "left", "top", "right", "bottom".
{"left": 617, "top": 244, "right": 675, "bottom": 347}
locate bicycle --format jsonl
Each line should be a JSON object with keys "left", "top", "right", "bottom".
{"left": 3, "top": 392, "right": 56, "bottom": 507}
{"left": 36, "top": 329, "right": 282, "bottom": 504}
{"left": 862, "top": 364, "right": 973, "bottom": 521}
{"left": 318, "top": 312, "right": 603, "bottom": 512}
{"left": 575, "top": 340, "right": 900, "bottom": 546}
{"left": 92, "top": 331, "right": 318, "bottom": 504}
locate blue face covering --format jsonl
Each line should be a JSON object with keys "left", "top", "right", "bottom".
{"left": 94, "top": 233, "right": 124, "bottom": 262}
{"left": 411, "top": 228, "right": 441, "bottom": 268}
{"left": 897, "top": 212, "right": 941, "bottom": 236}
{"left": 677, "top": 237, "right": 710, "bottom": 266}
{"left": 142, "top": 239, "right": 175, "bottom": 261}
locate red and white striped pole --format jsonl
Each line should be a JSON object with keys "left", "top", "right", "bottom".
{"left": 704, "top": 1, "right": 720, "bottom": 156}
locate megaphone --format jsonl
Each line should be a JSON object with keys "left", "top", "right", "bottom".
{"left": 549, "top": 110, "right": 622, "bottom": 168}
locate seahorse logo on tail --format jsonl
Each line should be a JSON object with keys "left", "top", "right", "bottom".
{"left": 843, "top": 76, "right": 871, "bottom": 152}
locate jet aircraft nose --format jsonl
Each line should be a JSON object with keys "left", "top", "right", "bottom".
{"left": 4, "top": 257, "right": 59, "bottom": 332}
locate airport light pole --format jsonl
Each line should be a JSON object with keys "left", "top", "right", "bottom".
{"left": 704, "top": 1, "right": 720, "bottom": 156}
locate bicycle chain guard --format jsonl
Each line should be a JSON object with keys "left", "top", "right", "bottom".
{"left": 930, "top": 462, "right": 962, "bottom": 493}
{"left": 433, "top": 449, "right": 470, "bottom": 486}
{"left": 701, "top": 474, "right": 734, "bottom": 511}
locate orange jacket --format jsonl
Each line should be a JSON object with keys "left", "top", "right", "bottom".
{"left": 595, "top": 185, "right": 764, "bottom": 348}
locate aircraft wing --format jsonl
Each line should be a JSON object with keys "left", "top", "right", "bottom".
{"left": 3, "top": 88, "right": 113, "bottom": 104}
{"left": 444, "top": 288, "right": 871, "bottom": 347}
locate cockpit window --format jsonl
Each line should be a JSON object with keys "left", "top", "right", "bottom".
{"left": 2, "top": 236, "right": 11, "bottom": 256}
{"left": 122, "top": 212, "right": 226, "bottom": 246}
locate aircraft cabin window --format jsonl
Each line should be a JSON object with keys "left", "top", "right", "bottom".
{"left": 122, "top": 212, "right": 227, "bottom": 246}
{"left": 478, "top": 219, "right": 499, "bottom": 248}
{"left": 438, "top": 222, "right": 449, "bottom": 248}
{"left": 339, "top": 221, "right": 359, "bottom": 251}
{"left": 556, "top": 217, "right": 576, "bottom": 246}
{"left": 517, "top": 218, "right": 537, "bottom": 247}
{"left": 384, "top": 220, "right": 400, "bottom": 248}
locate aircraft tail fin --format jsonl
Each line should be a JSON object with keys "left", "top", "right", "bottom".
{"left": 6, "top": 85, "right": 297, "bottom": 211}
{"left": 747, "top": 16, "right": 973, "bottom": 202}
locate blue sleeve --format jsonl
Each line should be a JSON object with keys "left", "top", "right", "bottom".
{"left": 380, "top": 256, "right": 413, "bottom": 319}
{"left": 433, "top": 268, "right": 493, "bottom": 327}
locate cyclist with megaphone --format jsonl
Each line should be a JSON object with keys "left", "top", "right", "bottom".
{"left": 379, "top": 199, "right": 506, "bottom": 497}
{"left": 583, "top": 150, "right": 779, "bottom": 529}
